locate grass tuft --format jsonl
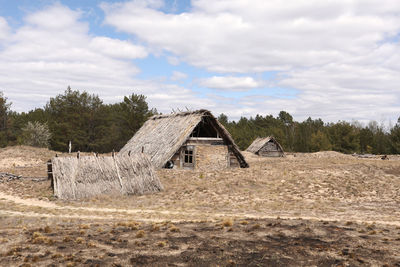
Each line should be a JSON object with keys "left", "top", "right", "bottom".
{"left": 169, "top": 224, "right": 180, "bottom": 233}
{"left": 136, "top": 230, "right": 145, "bottom": 238}
{"left": 157, "top": 241, "right": 167, "bottom": 247}
{"left": 63, "top": 236, "right": 72, "bottom": 242}
{"left": 79, "top": 224, "right": 90, "bottom": 229}
{"left": 222, "top": 218, "right": 233, "bottom": 227}
{"left": 75, "top": 237, "right": 85, "bottom": 244}
{"left": 151, "top": 223, "right": 160, "bottom": 232}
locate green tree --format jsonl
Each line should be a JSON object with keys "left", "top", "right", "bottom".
{"left": 45, "top": 87, "right": 105, "bottom": 152}
{"left": 218, "top": 113, "right": 228, "bottom": 126}
{"left": 359, "top": 127, "right": 374, "bottom": 153}
{"left": 105, "top": 93, "right": 156, "bottom": 150}
{"left": 366, "top": 121, "right": 390, "bottom": 154}
{"left": 327, "top": 121, "right": 360, "bottom": 153}
{"left": 390, "top": 117, "right": 400, "bottom": 153}
{"left": 294, "top": 117, "right": 325, "bottom": 152}
{"left": 0, "top": 92, "right": 11, "bottom": 147}
{"left": 310, "top": 130, "right": 332, "bottom": 152}
{"left": 278, "top": 111, "right": 294, "bottom": 151}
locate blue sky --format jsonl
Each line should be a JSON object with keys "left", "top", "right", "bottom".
{"left": 0, "top": 0, "right": 400, "bottom": 124}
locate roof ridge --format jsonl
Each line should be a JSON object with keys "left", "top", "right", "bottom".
{"left": 150, "top": 109, "right": 210, "bottom": 120}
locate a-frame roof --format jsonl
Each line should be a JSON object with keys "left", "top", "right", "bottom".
{"left": 119, "top": 109, "right": 249, "bottom": 168}
{"left": 246, "top": 136, "right": 284, "bottom": 154}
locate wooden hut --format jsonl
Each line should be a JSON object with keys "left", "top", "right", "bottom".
{"left": 246, "top": 136, "right": 285, "bottom": 157}
{"left": 119, "top": 110, "right": 249, "bottom": 170}
{"left": 51, "top": 153, "right": 162, "bottom": 200}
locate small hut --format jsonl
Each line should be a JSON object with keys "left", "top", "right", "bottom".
{"left": 246, "top": 136, "right": 285, "bottom": 157}
{"left": 119, "top": 110, "right": 248, "bottom": 170}
{"left": 51, "top": 153, "right": 162, "bottom": 200}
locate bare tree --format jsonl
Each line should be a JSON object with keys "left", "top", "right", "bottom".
{"left": 22, "top": 121, "right": 51, "bottom": 148}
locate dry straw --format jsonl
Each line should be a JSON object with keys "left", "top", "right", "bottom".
{"left": 52, "top": 153, "right": 163, "bottom": 200}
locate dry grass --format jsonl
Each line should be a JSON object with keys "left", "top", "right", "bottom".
{"left": 156, "top": 241, "right": 167, "bottom": 247}
{"left": 1, "top": 147, "right": 400, "bottom": 225}
{"left": 222, "top": 218, "right": 234, "bottom": 227}
{"left": 75, "top": 237, "right": 84, "bottom": 244}
{"left": 0, "top": 216, "right": 399, "bottom": 266}
{"left": 1, "top": 146, "right": 400, "bottom": 266}
{"left": 168, "top": 225, "right": 180, "bottom": 233}
{"left": 135, "top": 230, "right": 145, "bottom": 238}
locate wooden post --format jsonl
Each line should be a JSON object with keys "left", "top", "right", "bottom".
{"left": 47, "top": 159, "right": 54, "bottom": 191}
{"left": 47, "top": 160, "right": 53, "bottom": 180}
{"left": 77, "top": 151, "right": 80, "bottom": 159}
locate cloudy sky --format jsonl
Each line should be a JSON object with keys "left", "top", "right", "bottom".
{"left": 1, "top": 0, "right": 400, "bottom": 124}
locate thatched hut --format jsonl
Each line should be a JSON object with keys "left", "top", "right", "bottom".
{"left": 52, "top": 153, "right": 162, "bottom": 200}
{"left": 246, "top": 136, "right": 285, "bottom": 157}
{"left": 119, "top": 110, "right": 249, "bottom": 170}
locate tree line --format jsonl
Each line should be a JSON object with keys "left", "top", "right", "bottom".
{"left": 1, "top": 88, "right": 400, "bottom": 154}
{"left": 219, "top": 111, "right": 400, "bottom": 154}
{"left": 0, "top": 87, "right": 156, "bottom": 153}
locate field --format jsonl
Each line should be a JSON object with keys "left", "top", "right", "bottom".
{"left": 0, "top": 146, "right": 400, "bottom": 266}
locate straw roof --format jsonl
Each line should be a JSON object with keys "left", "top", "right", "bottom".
{"left": 246, "top": 136, "right": 284, "bottom": 154}
{"left": 52, "top": 153, "right": 162, "bottom": 200}
{"left": 120, "top": 109, "right": 248, "bottom": 168}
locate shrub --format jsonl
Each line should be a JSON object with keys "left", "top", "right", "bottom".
{"left": 21, "top": 121, "right": 51, "bottom": 148}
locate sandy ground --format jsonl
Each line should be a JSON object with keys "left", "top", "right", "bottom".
{"left": 0, "top": 146, "right": 400, "bottom": 266}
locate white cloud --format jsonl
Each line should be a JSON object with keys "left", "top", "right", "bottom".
{"left": 25, "top": 3, "right": 87, "bottom": 32}
{"left": 90, "top": 37, "right": 148, "bottom": 59}
{"left": 170, "top": 71, "right": 187, "bottom": 81}
{"left": 101, "top": 0, "right": 400, "bottom": 123}
{"left": 2, "top": 1, "right": 400, "bottom": 124}
{"left": 102, "top": 0, "right": 400, "bottom": 72}
{"left": 0, "top": 17, "right": 10, "bottom": 41}
{"left": 198, "top": 76, "right": 261, "bottom": 91}
{"left": 0, "top": 3, "right": 199, "bottom": 113}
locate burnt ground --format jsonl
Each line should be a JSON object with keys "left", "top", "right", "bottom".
{"left": 1, "top": 216, "right": 399, "bottom": 267}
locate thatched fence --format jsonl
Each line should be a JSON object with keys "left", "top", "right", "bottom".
{"left": 52, "top": 153, "right": 163, "bottom": 200}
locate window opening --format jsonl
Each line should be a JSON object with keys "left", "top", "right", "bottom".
{"left": 184, "top": 149, "right": 193, "bottom": 163}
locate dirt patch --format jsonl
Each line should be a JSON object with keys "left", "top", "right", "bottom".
{"left": 292, "top": 150, "right": 355, "bottom": 159}
{"left": 384, "top": 166, "right": 400, "bottom": 176}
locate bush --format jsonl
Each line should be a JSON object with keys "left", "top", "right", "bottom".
{"left": 21, "top": 121, "right": 51, "bottom": 147}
